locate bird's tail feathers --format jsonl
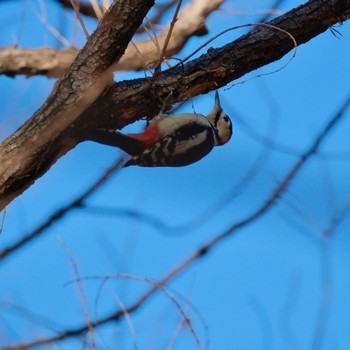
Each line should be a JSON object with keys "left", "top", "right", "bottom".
{"left": 89, "top": 129, "right": 144, "bottom": 156}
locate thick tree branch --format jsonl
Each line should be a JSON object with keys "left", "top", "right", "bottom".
{"left": 0, "top": 48, "right": 78, "bottom": 78}
{"left": 76, "top": 0, "right": 350, "bottom": 133}
{"left": 0, "top": 0, "right": 349, "bottom": 211}
{"left": 0, "top": 0, "right": 154, "bottom": 211}
{"left": 0, "top": 0, "right": 222, "bottom": 77}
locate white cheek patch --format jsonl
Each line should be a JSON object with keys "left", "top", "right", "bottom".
{"left": 216, "top": 118, "right": 232, "bottom": 144}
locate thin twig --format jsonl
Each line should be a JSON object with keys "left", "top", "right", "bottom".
{"left": 144, "top": 16, "right": 161, "bottom": 53}
{"left": 57, "top": 235, "right": 97, "bottom": 349}
{"left": 31, "top": 0, "right": 70, "bottom": 47}
{"left": 69, "top": 0, "right": 90, "bottom": 38}
{"left": 94, "top": 281, "right": 138, "bottom": 350}
{"left": 165, "top": 306, "right": 189, "bottom": 350}
{"left": 255, "top": 0, "right": 286, "bottom": 23}
{"left": 324, "top": 195, "right": 350, "bottom": 237}
{"left": 0, "top": 207, "right": 6, "bottom": 234}
{"left": 150, "top": 0, "right": 183, "bottom": 82}
{"left": 86, "top": 273, "right": 202, "bottom": 350}
{"left": 80, "top": 204, "right": 168, "bottom": 230}
{"left": 165, "top": 21, "right": 298, "bottom": 92}
{"left": 55, "top": 0, "right": 99, "bottom": 19}
{"left": 137, "top": 0, "right": 178, "bottom": 34}
{"left": 0, "top": 157, "right": 124, "bottom": 262}
{"left": 173, "top": 22, "right": 297, "bottom": 70}
{"left": 312, "top": 238, "right": 332, "bottom": 350}
{"left": 0, "top": 300, "right": 65, "bottom": 331}
{"left": 279, "top": 272, "right": 302, "bottom": 349}
{"left": 247, "top": 296, "right": 273, "bottom": 350}
{"left": 89, "top": 0, "right": 104, "bottom": 19}
{"left": 312, "top": 196, "right": 350, "bottom": 350}
{"left": 279, "top": 162, "right": 350, "bottom": 350}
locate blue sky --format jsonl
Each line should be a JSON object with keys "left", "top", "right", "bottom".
{"left": 1, "top": 0, "right": 350, "bottom": 349}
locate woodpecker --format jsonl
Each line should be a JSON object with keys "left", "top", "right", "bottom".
{"left": 90, "top": 91, "right": 232, "bottom": 167}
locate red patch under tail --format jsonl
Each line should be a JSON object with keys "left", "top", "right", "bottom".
{"left": 127, "top": 122, "right": 160, "bottom": 147}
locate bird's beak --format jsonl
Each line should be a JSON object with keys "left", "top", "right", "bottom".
{"left": 215, "top": 91, "right": 221, "bottom": 111}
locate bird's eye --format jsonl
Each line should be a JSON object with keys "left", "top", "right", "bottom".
{"left": 223, "top": 116, "right": 229, "bottom": 122}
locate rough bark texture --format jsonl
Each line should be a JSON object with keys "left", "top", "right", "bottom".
{"left": 77, "top": 0, "right": 350, "bottom": 132}
{"left": 0, "top": 0, "right": 155, "bottom": 210}
{"left": 0, "top": 0, "right": 349, "bottom": 210}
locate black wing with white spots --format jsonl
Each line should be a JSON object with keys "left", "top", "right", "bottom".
{"left": 124, "top": 122, "right": 215, "bottom": 167}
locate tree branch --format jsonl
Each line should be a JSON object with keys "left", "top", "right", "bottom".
{"left": 0, "top": 48, "right": 78, "bottom": 78}
{"left": 0, "top": 0, "right": 349, "bottom": 211}
{"left": 0, "top": 0, "right": 223, "bottom": 77}
{"left": 0, "top": 157, "right": 124, "bottom": 263}
{"left": 76, "top": 0, "right": 350, "bottom": 135}
{"left": 0, "top": 0, "right": 155, "bottom": 211}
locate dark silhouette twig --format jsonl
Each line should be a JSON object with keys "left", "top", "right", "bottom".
{"left": 55, "top": 0, "right": 100, "bottom": 19}
{"left": 137, "top": 0, "right": 178, "bottom": 34}
{"left": 256, "top": 0, "right": 286, "bottom": 24}
{"left": 0, "top": 157, "right": 124, "bottom": 263}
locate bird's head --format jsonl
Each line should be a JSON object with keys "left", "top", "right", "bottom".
{"left": 207, "top": 91, "right": 233, "bottom": 145}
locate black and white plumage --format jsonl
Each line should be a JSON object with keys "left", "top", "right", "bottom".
{"left": 90, "top": 92, "right": 233, "bottom": 167}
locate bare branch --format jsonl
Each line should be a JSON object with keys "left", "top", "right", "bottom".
{"left": 76, "top": 0, "right": 350, "bottom": 136}
{"left": 324, "top": 195, "right": 350, "bottom": 237}
{"left": 311, "top": 240, "right": 333, "bottom": 350}
{"left": 0, "top": 0, "right": 155, "bottom": 211}
{"left": 68, "top": 0, "right": 90, "bottom": 38}
{"left": 57, "top": 235, "right": 97, "bottom": 349}
{"left": 137, "top": 0, "right": 178, "bottom": 34}
{"left": 150, "top": 0, "right": 184, "bottom": 80}
{"left": 0, "top": 0, "right": 349, "bottom": 211}
{"left": 0, "top": 207, "right": 5, "bottom": 234}
{"left": 0, "top": 0, "right": 223, "bottom": 77}
{"left": 0, "top": 48, "right": 77, "bottom": 78}
{"left": 279, "top": 273, "right": 302, "bottom": 349}
{"left": 0, "top": 157, "right": 124, "bottom": 262}
{"left": 55, "top": 0, "right": 181, "bottom": 26}
{"left": 256, "top": 0, "right": 286, "bottom": 23}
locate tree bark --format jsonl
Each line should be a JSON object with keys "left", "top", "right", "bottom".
{"left": 76, "top": 0, "right": 350, "bottom": 135}
{"left": 0, "top": 0, "right": 349, "bottom": 211}
{"left": 0, "top": 0, "right": 155, "bottom": 210}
